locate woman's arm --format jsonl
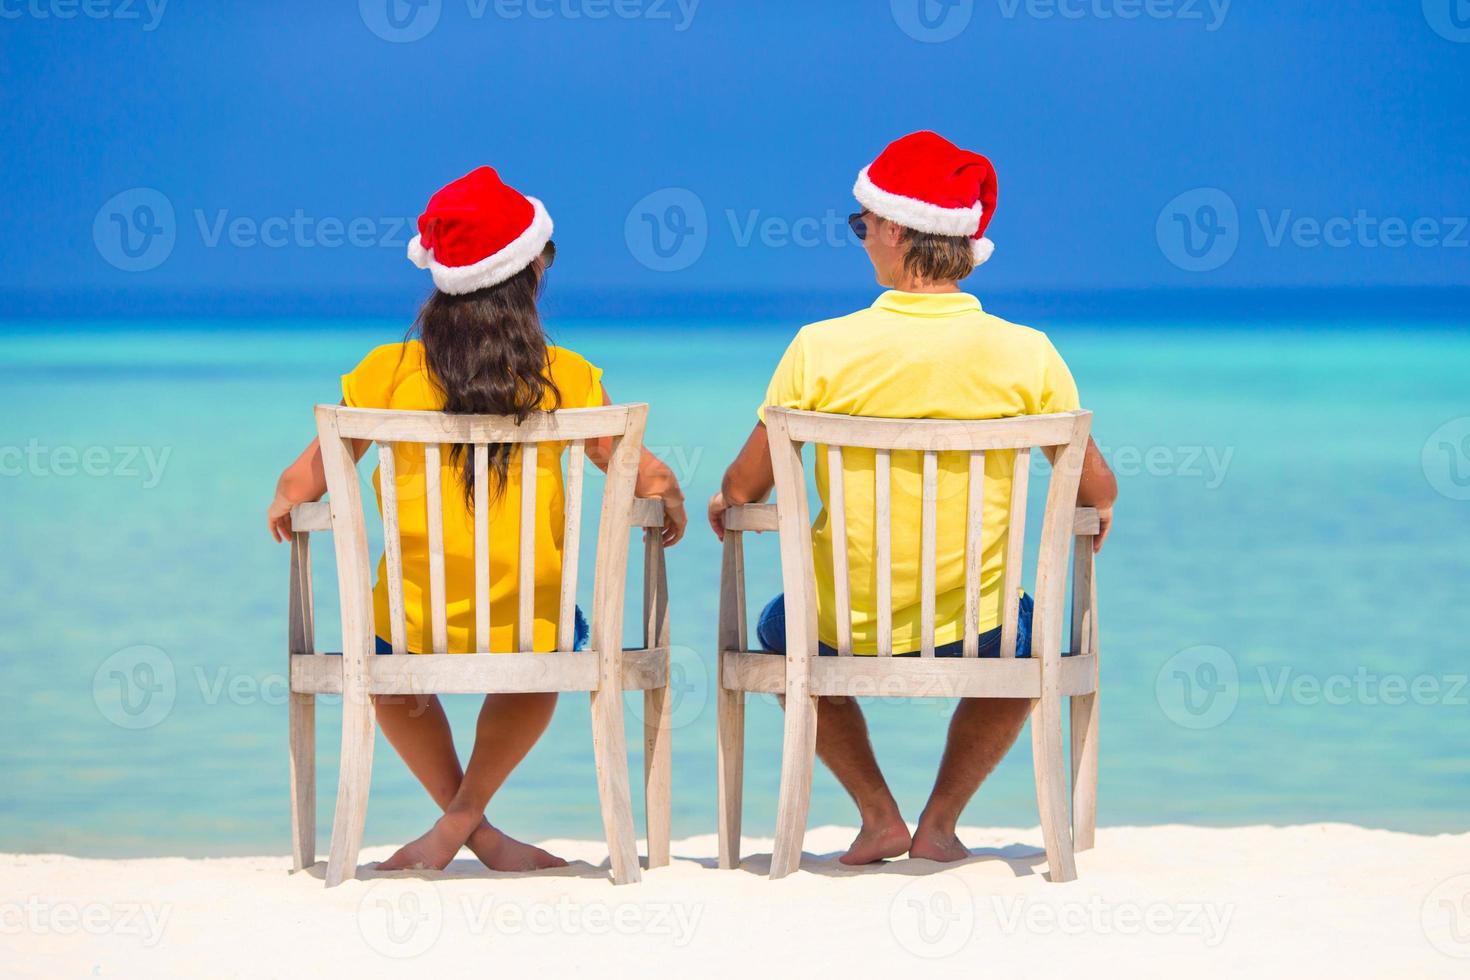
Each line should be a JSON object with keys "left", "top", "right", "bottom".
{"left": 585, "top": 388, "right": 688, "bottom": 547}
{"left": 266, "top": 404, "right": 369, "bottom": 542}
{"left": 266, "top": 439, "right": 327, "bottom": 543}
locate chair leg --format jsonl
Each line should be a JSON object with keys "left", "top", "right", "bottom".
{"left": 1070, "top": 691, "right": 1099, "bottom": 852}
{"left": 590, "top": 688, "right": 642, "bottom": 885}
{"left": 325, "top": 691, "right": 376, "bottom": 888}
{"left": 643, "top": 677, "right": 672, "bottom": 870}
{"left": 769, "top": 692, "right": 817, "bottom": 879}
{"left": 1031, "top": 692, "right": 1077, "bottom": 883}
{"left": 288, "top": 691, "right": 316, "bottom": 871}
{"left": 716, "top": 682, "right": 746, "bottom": 869}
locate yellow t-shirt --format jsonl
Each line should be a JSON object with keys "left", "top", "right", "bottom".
{"left": 342, "top": 340, "right": 605, "bottom": 654}
{"left": 759, "top": 290, "right": 1080, "bottom": 655}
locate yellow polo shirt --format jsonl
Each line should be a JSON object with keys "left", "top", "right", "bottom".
{"left": 759, "top": 291, "right": 1080, "bottom": 654}
{"left": 342, "top": 340, "right": 605, "bottom": 654}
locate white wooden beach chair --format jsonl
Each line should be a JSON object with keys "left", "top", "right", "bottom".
{"left": 285, "top": 403, "right": 672, "bottom": 887}
{"left": 716, "top": 408, "right": 1100, "bottom": 881}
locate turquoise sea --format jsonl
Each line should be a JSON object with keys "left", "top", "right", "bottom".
{"left": 3, "top": 313, "right": 1468, "bottom": 858}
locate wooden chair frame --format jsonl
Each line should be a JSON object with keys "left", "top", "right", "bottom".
{"left": 286, "top": 403, "right": 672, "bottom": 887}
{"left": 716, "top": 408, "right": 1100, "bottom": 881}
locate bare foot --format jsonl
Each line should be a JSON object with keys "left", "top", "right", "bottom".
{"left": 839, "top": 820, "right": 913, "bottom": 865}
{"left": 909, "top": 826, "right": 972, "bottom": 863}
{"left": 377, "top": 815, "right": 475, "bottom": 872}
{"left": 467, "top": 824, "right": 568, "bottom": 872}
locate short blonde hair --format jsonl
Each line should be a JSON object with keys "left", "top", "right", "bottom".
{"left": 901, "top": 228, "right": 976, "bottom": 282}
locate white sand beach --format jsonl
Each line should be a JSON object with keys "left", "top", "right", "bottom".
{"left": 4, "top": 823, "right": 1468, "bottom": 977}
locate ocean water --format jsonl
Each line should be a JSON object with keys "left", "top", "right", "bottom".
{"left": 2, "top": 314, "right": 1468, "bottom": 858}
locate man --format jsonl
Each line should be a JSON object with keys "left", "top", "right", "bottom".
{"left": 707, "top": 131, "right": 1118, "bottom": 865}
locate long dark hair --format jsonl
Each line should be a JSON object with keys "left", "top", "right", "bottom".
{"left": 411, "top": 242, "right": 561, "bottom": 505}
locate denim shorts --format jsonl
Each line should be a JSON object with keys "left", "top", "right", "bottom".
{"left": 755, "top": 593, "right": 1035, "bottom": 658}
{"left": 327, "top": 606, "right": 590, "bottom": 655}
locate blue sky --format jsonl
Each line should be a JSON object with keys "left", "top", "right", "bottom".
{"left": 1, "top": 0, "right": 1466, "bottom": 311}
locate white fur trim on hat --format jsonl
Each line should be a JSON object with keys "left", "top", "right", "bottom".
{"left": 852, "top": 166, "right": 984, "bottom": 237}
{"left": 971, "top": 237, "right": 995, "bottom": 265}
{"left": 407, "top": 196, "right": 554, "bottom": 295}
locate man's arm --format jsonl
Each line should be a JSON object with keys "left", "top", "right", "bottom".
{"left": 707, "top": 422, "right": 775, "bottom": 540}
{"left": 1051, "top": 436, "right": 1117, "bottom": 553}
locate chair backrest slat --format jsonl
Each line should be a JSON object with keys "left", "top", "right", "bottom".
{"left": 826, "top": 444, "right": 854, "bottom": 656}
{"left": 423, "top": 442, "right": 449, "bottom": 655}
{"left": 962, "top": 450, "right": 986, "bottom": 657}
{"left": 998, "top": 447, "right": 1031, "bottom": 660}
{"left": 378, "top": 442, "right": 408, "bottom": 655}
{"left": 473, "top": 443, "right": 490, "bottom": 653}
{"left": 558, "top": 440, "right": 586, "bottom": 652}
{"left": 518, "top": 443, "right": 538, "bottom": 652}
{"left": 874, "top": 447, "right": 893, "bottom": 657}
{"left": 919, "top": 450, "right": 938, "bottom": 657}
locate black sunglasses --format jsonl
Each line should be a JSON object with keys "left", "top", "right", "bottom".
{"left": 847, "top": 211, "right": 869, "bottom": 241}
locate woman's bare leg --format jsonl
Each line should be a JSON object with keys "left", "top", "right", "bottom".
{"left": 374, "top": 693, "right": 567, "bottom": 871}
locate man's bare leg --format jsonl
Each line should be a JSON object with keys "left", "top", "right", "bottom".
{"left": 910, "top": 696, "right": 1032, "bottom": 861}
{"left": 375, "top": 693, "right": 567, "bottom": 872}
{"left": 805, "top": 695, "right": 912, "bottom": 864}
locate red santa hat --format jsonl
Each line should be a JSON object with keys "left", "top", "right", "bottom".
{"left": 852, "top": 131, "right": 998, "bottom": 266}
{"left": 407, "top": 166, "right": 554, "bottom": 294}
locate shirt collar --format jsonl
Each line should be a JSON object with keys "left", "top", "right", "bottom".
{"left": 872, "top": 290, "right": 983, "bottom": 317}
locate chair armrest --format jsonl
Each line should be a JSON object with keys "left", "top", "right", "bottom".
{"left": 1073, "top": 507, "right": 1099, "bottom": 536}
{"left": 290, "top": 502, "right": 332, "bottom": 534}
{"left": 724, "top": 503, "right": 778, "bottom": 533}
{"left": 631, "top": 497, "right": 666, "bottom": 529}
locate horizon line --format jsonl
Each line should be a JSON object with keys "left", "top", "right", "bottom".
{"left": 1, "top": 285, "right": 1467, "bottom": 324}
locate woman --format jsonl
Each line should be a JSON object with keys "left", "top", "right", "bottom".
{"left": 266, "top": 167, "right": 687, "bottom": 872}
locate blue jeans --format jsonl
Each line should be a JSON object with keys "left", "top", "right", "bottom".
{"left": 756, "top": 593, "right": 1035, "bottom": 658}
{"left": 337, "top": 606, "right": 590, "bottom": 655}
